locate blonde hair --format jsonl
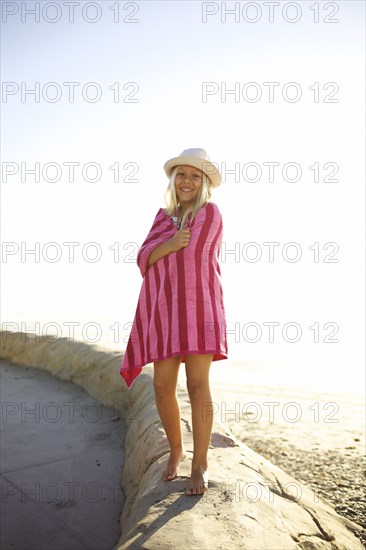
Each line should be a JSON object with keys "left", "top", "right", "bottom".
{"left": 163, "top": 165, "right": 213, "bottom": 228}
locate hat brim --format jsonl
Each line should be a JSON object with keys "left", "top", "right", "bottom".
{"left": 164, "top": 156, "right": 221, "bottom": 188}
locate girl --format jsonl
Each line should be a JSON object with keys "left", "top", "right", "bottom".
{"left": 120, "top": 148, "right": 228, "bottom": 495}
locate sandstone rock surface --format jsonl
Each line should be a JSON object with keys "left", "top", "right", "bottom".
{"left": 1, "top": 331, "right": 363, "bottom": 550}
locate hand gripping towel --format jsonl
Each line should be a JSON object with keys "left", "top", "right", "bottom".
{"left": 120, "top": 201, "right": 228, "bottom": 388}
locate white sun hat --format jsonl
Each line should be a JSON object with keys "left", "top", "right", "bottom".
{"left": 163, "top": 147, "right": 221, "bottom": 188}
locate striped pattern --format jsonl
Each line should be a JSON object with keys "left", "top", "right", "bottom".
{"left": 120, "top": 201, "right": 228, "bottom": 388}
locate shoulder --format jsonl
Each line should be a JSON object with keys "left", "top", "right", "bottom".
{"left": 157, "top": 207, "right": 167, "bottom": 218}
{"left": 191, "top": 202, "right": 222, "bottom": 228}
{"left": 205, "top": 201, "right": 222, "bottom": 219}
{"left": 148, "top": 208, "right": 167, "bottom": 227}
{"left": 206, "top": 201, "right": 220, "bottom": 212}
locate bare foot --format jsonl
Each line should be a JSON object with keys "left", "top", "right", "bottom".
{"left": 185, "top": 464, "right": 208, "bottom": 495}
{"left": 162, "top": 448, "right": 186, "bottom": 481}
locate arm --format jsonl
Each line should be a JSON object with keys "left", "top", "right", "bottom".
{"left": 147, "top": 239, "right": 173, "bottom": 267}
{"left": 147, "top": 228, "right": 191, "bottom": 267}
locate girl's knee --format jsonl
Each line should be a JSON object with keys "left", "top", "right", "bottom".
{"left": 153, "top": 356, "right": 181, "bottom": 394}
{"left": 153, "top": 377, "right": 177, "bottom": 396}
{"left": 186, "top": 378, "right": 210, "bottom": 400}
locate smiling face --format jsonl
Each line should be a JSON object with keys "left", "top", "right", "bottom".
{"left": 174, "top": 164, "right": 203, "bottom": 209}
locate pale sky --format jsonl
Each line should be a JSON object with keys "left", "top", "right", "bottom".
{"left": 1, "top": 1, "right": 365, "bottom": 395}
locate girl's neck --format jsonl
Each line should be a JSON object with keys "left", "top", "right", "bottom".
{"left": 178, "top": 204, "right": 190, "bottom": 216}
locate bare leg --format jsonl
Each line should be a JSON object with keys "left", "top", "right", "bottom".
{"left": 185, "top": 353, "right": 214, "bottom": 495}
{"left": 153, "top": 356, "right": 186, "bottom": 480}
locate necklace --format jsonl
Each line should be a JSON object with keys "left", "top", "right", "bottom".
{"left": 171, "top": 213, "right": 183, "bottom": 229}
{"left": 170, "top": 205, "right": 183, "bottom": 229}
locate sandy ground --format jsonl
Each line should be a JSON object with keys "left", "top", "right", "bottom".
{"left": 1, "top": 331, "right": 364, "bottom": 548}
{"left": 207, "top": 379, "right": 366, "bottom": 547}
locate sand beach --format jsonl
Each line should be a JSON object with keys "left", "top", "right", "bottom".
{"left": 1, "top": 331, "right": 364, "bottom": 549}
{"left": 206, "top": 365, "right": 366, "bottom": 546}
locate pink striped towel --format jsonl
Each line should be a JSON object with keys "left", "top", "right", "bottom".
{"left": 120, "top": 201, "right": 228, "bottom": 388}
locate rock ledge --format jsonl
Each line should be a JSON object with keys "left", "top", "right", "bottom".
{"left": 0, "top": 331, "right": 363, "bottom": 550}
